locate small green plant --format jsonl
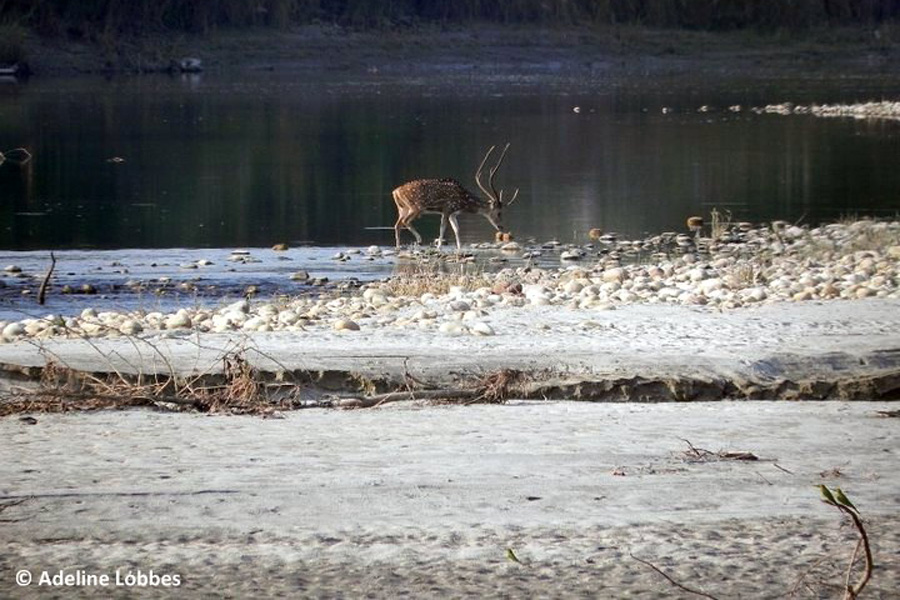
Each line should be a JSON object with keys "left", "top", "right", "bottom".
{"left": 817, "top": 485, "right": 872, "bottom": 600}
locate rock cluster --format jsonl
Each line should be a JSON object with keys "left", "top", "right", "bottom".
{"left": 755, "top": 101, "right": 900, "bottom": 121}
{"left": 1, "top": 220, "right": 898, "bottom": 343}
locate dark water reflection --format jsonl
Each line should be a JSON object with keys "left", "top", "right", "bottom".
{"left": 2, "top": 73, "right": 900, "bottom": 250}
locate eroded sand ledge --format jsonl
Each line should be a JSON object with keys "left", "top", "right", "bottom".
{"left": 1, "top": 298, "right": 899, "bottom": 402}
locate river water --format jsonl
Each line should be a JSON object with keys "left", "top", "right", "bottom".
{"left": 1, "top": 71, "right": 899, "bottom": 318}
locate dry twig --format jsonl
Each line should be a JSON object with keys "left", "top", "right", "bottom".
{"left": 37, "top": 252, "right": 56, "bottom": 306}
{"left": 630, "top": 553, "right": 721, "bottom": 600}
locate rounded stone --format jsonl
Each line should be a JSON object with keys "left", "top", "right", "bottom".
{"left": 449, "top": 300, "right": 471, "bottom": 312}
{"left": 563, "top": 280, "right": 584, "bottom": 294}
{"left": 438, "top": 321, "right": 466, "bottom": 336}
{"left": 165, "top": 311, "right": 192, "bottom": 329}
{"left": 601, "top": 267, "right": 625, "bottom": 283}
{"left": 469, "top": 322, "right": 495, "bottom": 336}
{"left": 119, "top": 319, "right": 143, "bottom": 335}
{"left": 3, "top": 322, "right": 25, "bottom": 338}
{"left": 332, "top": 319, "right": 360, "bottom": 331}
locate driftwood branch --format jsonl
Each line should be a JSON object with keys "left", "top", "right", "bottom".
{"left": 38, "top": 251, "right": 56, "bottom": 306}
{"left": 338, "top": 389, "right": 478, "bottom": 408}
{"left": 630, "top": 553, "right": 721, "bottom": 600}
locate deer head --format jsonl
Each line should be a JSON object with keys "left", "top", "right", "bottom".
{"left": 475, "top": 143, "right": 519, "bottom": 232}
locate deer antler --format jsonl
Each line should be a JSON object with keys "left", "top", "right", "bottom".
{"left": 475, "top": 143, "right": 518, "bottom": 206}
{"left": 475, "top": 145, "right": 497, "bottom": 201}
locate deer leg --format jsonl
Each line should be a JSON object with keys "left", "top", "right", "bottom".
{"left": 448, "top": 213, "right": 462, "bottom": 251}
{"left": 394, "top": 218, "right": 404, "bottom": 248}
{"left": 405, "top": 221, "right": 423, "bottom": 246}
{"left": 393, "top": 191, "right": 406, "bottom": 248}
{"left": 436, "top": 213, "right": 448, "bottom": 248}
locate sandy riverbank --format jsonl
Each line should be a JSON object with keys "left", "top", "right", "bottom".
{"left": 1, "top": 219, "right": 899, "bottom": 403}
{"left": 18, "top": 23, "right": 900, "bottom": 80}
{"left": 2, "top": 402, "right": 899, "bottom": 597}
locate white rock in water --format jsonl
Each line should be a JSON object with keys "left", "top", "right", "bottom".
{"left": 81, "top": 308, "right": 98, "bottom": 319}
{"left": 242, "top": 316, "right": 269, "bottom": 331}
{"left": 560, "top": 249, "right": 586, "bottom": 261}
{"left": 119, "top": 319, "right": 143, "bottom": 335}
{"left": 332, "top": 319, "right": 360, "bottom": 331}
{"left": 688, "top": 267, "right": 710, "bottom": 282}
{"left": 698, "top": 278, "right": 724, "bottom": 295}
{"left": 224, "top": 299, "right": 250, "bottom": 314}
{"left": 741, "top": 287, "right": 767, "bottom": 302}
{"left": 80, "top": 322, "right": 106, "bottom": 335}
{"left": 600, "top": 281, "right": 621, "bottom": 294}
{"left": 469, "top": 322, "right": 495, "bottom": 336}
{"left": 783, "top": 226, "right": 805, "bottom": 239}
{"left": 277, "top": 310, "right": 299, "bottom": 325}
{"left": 564, "top": 280, "right": 584, "bottom": 294}
{"left": 412, "top": 309, "right": 437, "bottom": 321}
{"left": 438, "top": 321, "right": 466, "bottom": 336}
{"left": 614, "top": 290, "right": 638, "bottom": 303}
{"left": 258, "top": 304, "right": 279, "bottom": 318}
{"left": 500, "top": 241, "right": 522, "bottom": 252}
{"left": 2, "top": 322, "right": 25, "bottom": 338}
{"left": 449, "top": 300, "right": 471, "bottom": 312}
{"left": 165, "top": 311, "right": 192, "bottom": 329}
{"left": 365, "top": 245, "right": 382, "bottom": 255}
{"left": 24, "top": 320, "right": 46, "bottom": 336}
{"left": 98, "top": 311, "right": 121, "bottom": 324}
{"left": 601, "top": 267, "right": 625, "bottom": 283}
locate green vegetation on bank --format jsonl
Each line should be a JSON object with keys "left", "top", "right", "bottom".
{"left": 1, "top": 0, "right": 898, "bottom": 38}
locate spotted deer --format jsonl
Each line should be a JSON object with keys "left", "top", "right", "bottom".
{"left": 392, "top": 143, "right": 519, "bottom": 250}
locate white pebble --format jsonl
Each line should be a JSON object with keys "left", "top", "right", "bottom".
{"left": 469, "top": 322, "right": 495, "bottom": 336}
{"left": 438, "top": 321, "right": 466, "bottom": 336}
{"left": 2, "top": 322, "right": 25, "bottom": 339}
{"left": 332, "top": 319, "right": 360, "bottom": 331}
{"left": 119, "top": 319, "right": 143, "bottom": 335}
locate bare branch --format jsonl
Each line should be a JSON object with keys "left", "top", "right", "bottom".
{"left": 837, "top": 505, "right": 872, "bottom": 600}
{"left": 630, "top": 553, "right": 721, "bottom": 600}
{"left": 37, "top": 252, "right": 56, "bottom": 306}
